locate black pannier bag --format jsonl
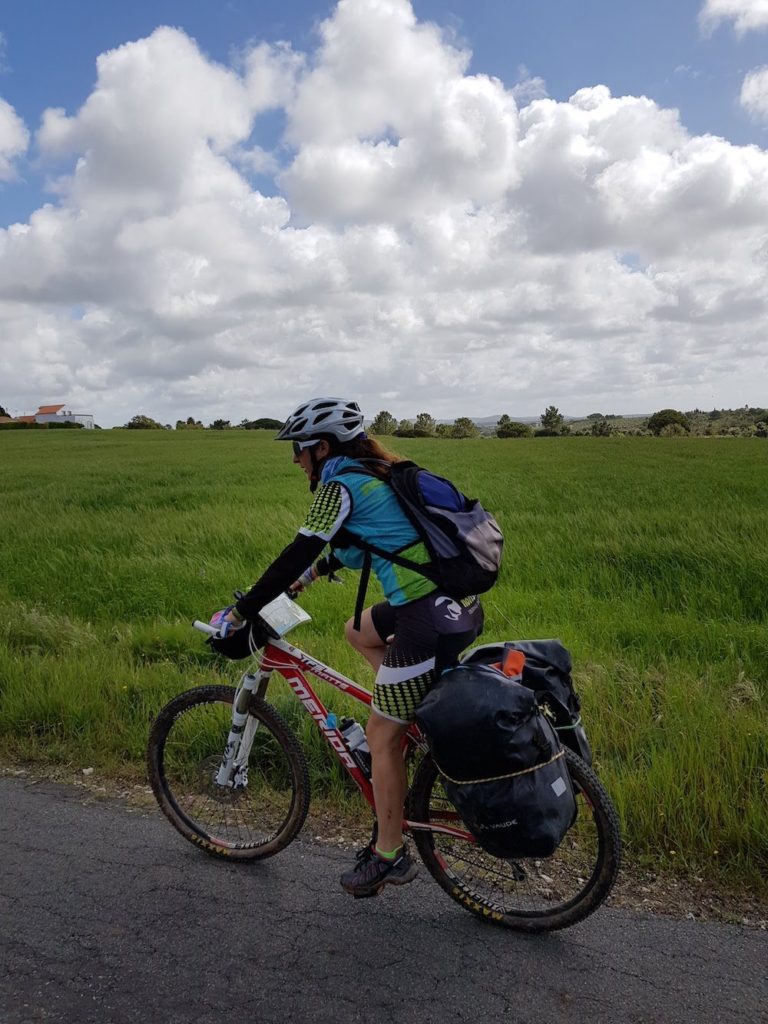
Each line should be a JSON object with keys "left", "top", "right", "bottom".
{"left": 460, "top": 639, "right": 593, "bottom": 765}
{"left": 415, "top": 663, "right": 577, "bottom": 859}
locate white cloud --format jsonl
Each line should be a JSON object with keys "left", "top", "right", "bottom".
{"left": 0, "top": 2, "right": 767, "bottom": 426}
{"left": 511, "top": 65, "right": 548, "bottom": 105}
{"left": 241, "top": 40, "right": 306, "bottom": 113}
{"left": 740, "top": 65, "right": 768, "bottom": 121}
{"left": 674, "top": 65, "right": 702, "bottom": 80}
{"left": 36, "top": 28, "right": 256, "bottom": 210}
{"left": 700, "top": 0, "right": 768, "bottom": 35}
{"left": 280, "top": 0, "right": 519, "bottom": 224}
{"left": 285, "top": 0, "right": 469, "bottom": 146}
{"left": 0, "top": 98, "right": 29, "bottom": 181}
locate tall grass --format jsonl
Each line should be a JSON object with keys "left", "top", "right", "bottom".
{"left": 0, "top": 429, "right": 766, "bottom": 887}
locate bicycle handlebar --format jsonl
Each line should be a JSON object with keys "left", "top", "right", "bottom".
{"left": 192, "top": 620, "right": 220, "bottom": 636}
{"left": 192, "top": 590, "right": 309, "bottom": 646}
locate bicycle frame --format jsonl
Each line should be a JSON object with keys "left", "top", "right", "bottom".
{"left": 236, "top": 635, "right": 473, "bottom": 841}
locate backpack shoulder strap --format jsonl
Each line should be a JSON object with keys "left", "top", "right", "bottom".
{"left": 352, "top": 550, "right": 373, "bottom": 633}
{"left": 385, "top": 460, "right": 422, "bottom": 496}
{"left": 335, "top": 526, "right": 437, "bottom": 577}
{"left": 330, "top": 462, "right": 441, "bottom": 626}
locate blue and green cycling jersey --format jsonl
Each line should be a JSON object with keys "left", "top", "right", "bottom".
{"left": 298, "top": 456, "right": 436, "bottom": 606}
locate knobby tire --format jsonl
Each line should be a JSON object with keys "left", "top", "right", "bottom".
{"left": 147, "top": 685, "right": 310, "bottom": 861}
{"left": 408, "top": 747, "right": 621, "bottom": 932}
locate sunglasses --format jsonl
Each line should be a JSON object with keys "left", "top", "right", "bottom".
{"left": 292, "top": 440, "right": 320, "bottom": 456}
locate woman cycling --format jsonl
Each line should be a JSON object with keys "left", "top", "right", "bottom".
{"left": 221, "top": 397, "right": 484, "bottom": 898}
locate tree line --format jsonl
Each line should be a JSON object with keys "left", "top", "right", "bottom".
{"left": 368, "top": 406, "right": 570, "bottom": 438}
{"left": 369, "top": 411, "right": 482, "bottom": 438}
{"left": 4, "top": 403, "right": 763, "bottom": 438}
{"left": 371, "top": 406, "right": 768, "bottom": 439}
{"left": 121, "top": 415, "right": 284, "bottom": 431}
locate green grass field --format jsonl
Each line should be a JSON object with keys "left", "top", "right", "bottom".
{"left": 0, "top": 429, "right": 766, "bottom": 888}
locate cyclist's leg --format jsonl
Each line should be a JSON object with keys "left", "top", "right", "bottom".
{"left": 367, "top": 593, "right": 484, "bottom": 852}
{"left": 341, "top": 596, "right": 482, "bottom": 895}
{"left": 366, "top": 710, "right": 409, "bottom": 852}
{"left": 340, "top": 707, "right": 418, "bottom": 895}
{"left": 344, "top": 602, "right": 396, "bottom": 672}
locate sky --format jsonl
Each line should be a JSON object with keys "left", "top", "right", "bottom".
{"left": 0, "top": 0, "right": 767, "bottom": 427}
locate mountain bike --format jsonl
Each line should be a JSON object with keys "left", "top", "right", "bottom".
{"left": 146, "top": 599, "right": 621, "bottom": 932}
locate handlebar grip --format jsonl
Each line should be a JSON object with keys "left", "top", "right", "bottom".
{"left": 192, "top": 620, "right": 220, "bottom": 636}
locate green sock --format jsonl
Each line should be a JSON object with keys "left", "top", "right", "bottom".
{"left": 375, "top": 844, "right": 403, "bottom": 861}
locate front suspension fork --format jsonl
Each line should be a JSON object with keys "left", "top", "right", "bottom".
{"left": 215, "top": 669, "right": 270, "bottom": 788}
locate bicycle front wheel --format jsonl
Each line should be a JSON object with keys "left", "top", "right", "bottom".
{"left": 408, "top": 747, "right": 621, "bottom": 932}
{"left": 147, "top": 685, "right": 310, "bottom": 860}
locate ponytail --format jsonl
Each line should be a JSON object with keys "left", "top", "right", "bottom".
{"left": 325, "top": 435, "right": 404, "bottom": 480}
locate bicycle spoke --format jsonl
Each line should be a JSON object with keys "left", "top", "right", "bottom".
{"left": 408, "top": 748, "right": 620, "bottom": 928}
{"left": 428, "top": 792, "right": 601, "bottom": 913}
{"left": 159, "top": 699, "right": 298, "bottom": 850}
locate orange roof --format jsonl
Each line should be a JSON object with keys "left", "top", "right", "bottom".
{"left": 15, "top": 415, "right": 36, "bottom": 422}
{"left": 37, "top": 404, "right": 65, "bottom": 414}
{"left": 0, "top": 416, "right": 12, "bottom": 423}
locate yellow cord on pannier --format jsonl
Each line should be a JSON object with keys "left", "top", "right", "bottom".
{"left": 434, "top": 748, "right": 565, "bottom": 787}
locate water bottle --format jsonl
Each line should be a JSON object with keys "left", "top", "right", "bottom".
{"left": 339, "top": 717, "right": 372, "bottom": 778}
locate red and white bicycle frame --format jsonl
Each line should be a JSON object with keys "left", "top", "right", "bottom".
{"left": 241, "top": 635, "right": 473, "bottom": 841}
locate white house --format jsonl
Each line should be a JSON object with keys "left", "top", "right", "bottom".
{"left": 34, "top": 404, "right": 95, "bottom": 429}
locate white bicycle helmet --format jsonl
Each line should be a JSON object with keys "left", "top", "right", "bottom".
{"left": 275, "top": 397, "right": 365, "bottom": 444}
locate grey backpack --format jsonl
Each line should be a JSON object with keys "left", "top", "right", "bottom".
{"left": 337, "top": 460, "right": 503, "bottom": 627}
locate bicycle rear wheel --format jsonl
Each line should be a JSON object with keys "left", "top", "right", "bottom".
{"left": 147, "top": 685, "right": 310, "bottom": 860}
{"left": 408, "top": 747, "right": 621, "bottom": 932}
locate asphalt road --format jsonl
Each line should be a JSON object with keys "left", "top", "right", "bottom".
{"left": 1, "top": 777, "right": 765, "bottom": 1024}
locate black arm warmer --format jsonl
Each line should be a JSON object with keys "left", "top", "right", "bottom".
{"left": 235, "top": 533, "right": 327, "bottom": 621}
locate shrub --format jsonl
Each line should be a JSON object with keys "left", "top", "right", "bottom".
{"left": 394, "top": 419, "right": 416, "bottom": 437}
{"left": 0, "top": 421, "right": 83, "bottom": 431}
{"left": 497, "top": 417, "right": 533, "bottom": 438}
{"left": 647, "top": 409, "right": 691, "bottom": 436}
{"left": 591, "top": 417, "right": 613, "bottom": 437}
{"left": 238, "top": 418, "right": 283, "bottom": 430}
{"left": 450, "top": 417, "right": 480, "bottom": 439}
{"left": 125, "top": 415, "right": 165, "bottom": 430}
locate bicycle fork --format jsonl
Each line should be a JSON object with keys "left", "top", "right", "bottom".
{"left": 215, "top": 670, "right": 271, "bottom": 790}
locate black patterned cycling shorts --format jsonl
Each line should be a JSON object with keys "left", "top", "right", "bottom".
{"left": 369, "top": 592, "right": 484, "bottom": 724}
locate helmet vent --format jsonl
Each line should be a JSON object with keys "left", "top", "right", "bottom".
{"left": 274, "top": 397, "right": 365, "bottom": 444}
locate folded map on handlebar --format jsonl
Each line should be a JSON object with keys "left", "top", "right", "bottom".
{"left": 259, "top": 592, "right": 312, "bottom": 636}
